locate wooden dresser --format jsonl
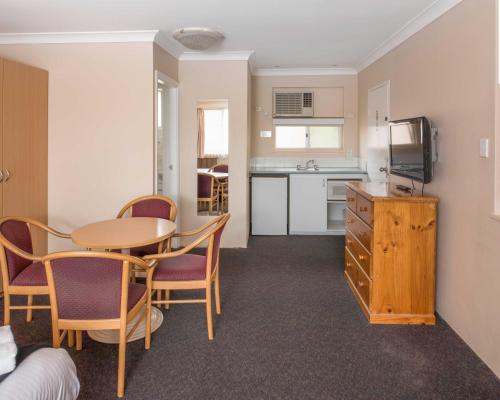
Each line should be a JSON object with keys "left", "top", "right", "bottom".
{"left": 344, "top": 181, "right": 438, "bottom": 325}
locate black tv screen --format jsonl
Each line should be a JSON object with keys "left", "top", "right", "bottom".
{"left": 389, "top": 116, "right": 432, "bottom": 183}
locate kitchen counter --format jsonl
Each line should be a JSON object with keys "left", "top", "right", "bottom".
{"left": 250, "top": 167, "right": 367, "bottom": 175}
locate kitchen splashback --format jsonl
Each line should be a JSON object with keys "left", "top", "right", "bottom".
{"left": 250, "top": 157, "right": 360, "bottom": 169}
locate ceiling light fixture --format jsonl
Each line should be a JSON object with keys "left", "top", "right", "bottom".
{"left": 172, "top": 27, "right": 224, "bottom": 51}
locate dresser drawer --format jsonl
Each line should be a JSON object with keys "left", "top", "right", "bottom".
{"left": 346, "top": 230, "right": 371, "bottom": 278}
{"left": 346, "top": 209, "right": 372, "bottom": 251}
{"left": 346, "top": 187, "right": 357, "bottom": 212}
{"left": 356, "top": 195, "right": 373, "bottom": 226}
{"left": 345, "top": 249, "right": 371, "bottom": 307}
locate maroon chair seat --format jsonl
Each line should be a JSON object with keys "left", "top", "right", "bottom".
{"left": 11, "top": 261, "right": 46, "bottom": 286}
{"left": 128, "top": 283, "right": 147, "bottom": 311}
{"left": 153, "top": 254, "right": 207, "bottom": 281}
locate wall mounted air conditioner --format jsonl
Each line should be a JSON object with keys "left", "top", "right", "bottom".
{"left": 273, "top": 89, "right": 314, "bottom": 117}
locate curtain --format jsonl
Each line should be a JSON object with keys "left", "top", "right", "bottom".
{"left": 197, "top": 108, "right": 205, "bottom": 158}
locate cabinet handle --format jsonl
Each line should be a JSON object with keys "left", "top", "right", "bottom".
{"left": 346, "top": 262, "right": 352, "bottom": 267}
{"left": 359, "top": 206, "right": 368, "bottom": 212}
{"left": 348, "top": 197, "right": 354, "bottom": 202}
{"left": 346, "top": 218, "right": 354, "bottom": 224}
{"left": 0, "top": 170, "right": 3, "bottom": 183}
{"left": 346, "top": 239, "right": 353, "bottom": 245}
{"left": 358, "top": 255, "right": 366, "bottom": 261}
{"left": 4, "top": 169, "right": 10, "bottom": 182}
{"left": 322, "top": 179, "right": 325, "bottom": 187}
{"left": 357, "top": 281, "right": 365, "bottom": 288}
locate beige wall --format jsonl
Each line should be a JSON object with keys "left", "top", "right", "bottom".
{"left": 153, "top": 43, "right": 178, "bottom": 82}
{"left": 179, "top": 60, "right": 250, "bottom": 247}
{"left": 251, "top": 75, "right": 358, "bottom": 158}
{"left": 0, "top": 42, "right": 155, "bottom": 250}
{"left": 359, "top": 0, "right": 500, "bottom": 377}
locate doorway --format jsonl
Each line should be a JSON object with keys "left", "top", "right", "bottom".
{"left": 367, "top": 81, "right": 390, "bottom": 183}
{"left": 154, "top": 70, "right": 179, "bottom": 217}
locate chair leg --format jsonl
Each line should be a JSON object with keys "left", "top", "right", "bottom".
{"left": 76, "top": 331, "right": 82, "bottom": 351}
{"left": 215, "top": 269, "right": 221, "bottom": 315}
{"left": 3, "top": 293, "right": 10, "bottom": 325}
{"left": 117, "top": 327, "right": 127, "bottom": 398}
{"left": 165, "top": 290, "right": 170, "bottom": 310}
{"left": 68, "top": 330, "right": 75, "bottom": 348}
{"left": 156, "top": 289, "right": 162, "bottom": 309}
{"left": 26, "top": 295, "right": 33, "bottom": 322}
{"left": 145, "top": 294, "right": 152, "bottom": 350}
{"left": 52, "top": 328, "right": 61, "bottom": 349}
{"left": 206, "top": 283, "right": 213, "bottom": 341}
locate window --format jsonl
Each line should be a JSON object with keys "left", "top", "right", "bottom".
{"left": 275, "top": 125, "right": 342, "bottom": 150}
{"left": 203, "top": 108, "right": 228, "bottom": 156}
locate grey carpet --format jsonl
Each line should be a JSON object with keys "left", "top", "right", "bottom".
{"left": 2, "top": 236, "right": 500, "bottom": 399}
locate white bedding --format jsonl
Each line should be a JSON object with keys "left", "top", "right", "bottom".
{"left": 0, "top": 348, "right": 79, "bottom": 400}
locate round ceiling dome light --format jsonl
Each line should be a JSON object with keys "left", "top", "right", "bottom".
{"left": 172, "top": 27, "right": 224, "bottom": 51}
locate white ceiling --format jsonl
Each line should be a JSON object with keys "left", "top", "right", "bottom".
{"left": 0, "top": 0, "right": 450, "bottom": 69}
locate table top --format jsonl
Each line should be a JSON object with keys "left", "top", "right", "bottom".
{"left": 72, "top": 217, "right": 176, "bottom": 250}
{"left": 197, "top": 169, "right": 228, "bottom": 179}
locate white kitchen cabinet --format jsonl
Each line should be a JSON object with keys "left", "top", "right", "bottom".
{"left": 289, "top": 174, "right": 327, "bottom": 233}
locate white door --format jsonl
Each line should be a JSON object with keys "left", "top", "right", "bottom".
{"left": 367, "top": 82, "right": 390, "bottom": 183}
{"left": 155, "top": 72, "right": 179, "bottom": 203}
{"left": 289, "top": 174, "right": 327, "bottom": 234}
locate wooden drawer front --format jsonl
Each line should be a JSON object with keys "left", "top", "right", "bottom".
{"left": 346, "top": 231, "right": 371, "bottom": 278}
{"left": 345, "top": 249, "right": 371, "bottom": 307}
{"left": 346, "top": 209, "right": 372, "bottom": 251}
{"left": 356, "top": 195, "right": 373, "bottom": 226}
{"left": 346, "top": 187, "right": 357, "bottom": 211}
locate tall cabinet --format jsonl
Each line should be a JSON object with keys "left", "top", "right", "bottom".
{"left": 0, "top": 57, "right": 48, "bottom": 293}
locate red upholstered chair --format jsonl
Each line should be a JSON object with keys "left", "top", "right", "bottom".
{"left": 198, "top": 173, "right": 219, "bottom": 215}
{"left": 209, "top": 163, "right": 228, "bottom": 173}
{"left": 42, "top": 251, "right": 151, "bottom": 398}
{"left": 143, "top": 213, "right": 230, "bottom": 343}
{"left": 116, "top": 195, "right": 177, "bottom": 257}
{"left": 0, "top": 217, "right": 71, "bottom": 325}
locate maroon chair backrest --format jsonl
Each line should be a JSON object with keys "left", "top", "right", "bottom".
{"left": 198, "top": 174, "right": 212, "bottom": 198}
{"left": 208, "top": 217, "right": 228, "bottom": 275}
{"left": 48, "top": 257, "right": 125, "bottom": 320}
{"left": 129, "top": 198, "right": 173, "bottom": 257}
{"left": 0, "top": 220, "right": 33, "bottom": 283}
{"left": 131, "top": 198, "right": 172, "bottom": 220}
{"left": 212, "top": 164, "right": 228, "bottom": 173}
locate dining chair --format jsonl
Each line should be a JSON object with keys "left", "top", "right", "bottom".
{"left": 197, "top": 173, "right": 219, "bottom": 215}
{"left": 208, "top": 163, "right": 228, "bottom": 173}
{"left": 0, "top": 217, "right": 71, "bottom": 325}
{"left": 116, "top": 194, "right": 177, "bottom": 256}
{"left": 42, "top": 251, "right": 152, "bottom": 398}
{"left": 143, "top": 213, "right": 230, "bottom": 343}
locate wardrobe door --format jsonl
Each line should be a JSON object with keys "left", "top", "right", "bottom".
{"left": 2, "top": 59, "right": 48, "bottom": 254}
{"left": 0, "top": 58, "right": 3, "bottom": 218}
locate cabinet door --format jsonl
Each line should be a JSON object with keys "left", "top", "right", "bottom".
{"left": 289, "top": 174, "right": 327, "bottom": 233}
{"left": 2, "top": 59, "right": 48, "bottom": 254}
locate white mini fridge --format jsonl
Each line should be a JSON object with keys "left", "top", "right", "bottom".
{"left": 251, "top": 175, "right": 288, "bottom": 235}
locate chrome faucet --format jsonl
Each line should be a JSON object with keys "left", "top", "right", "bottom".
{"left": 296, "top": 159, "right": 319, "bottom": 171}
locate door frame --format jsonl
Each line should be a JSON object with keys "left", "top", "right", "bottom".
{"left": 367, "top": 80, "right": 391, "bottom": 181}
{"left": 153, "top": 70, "right": 180, "bottom": 234}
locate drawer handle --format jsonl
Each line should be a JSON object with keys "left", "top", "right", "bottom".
{"left": 359, "top": 206, "right": 368, "bottom": 212}
{"left": 346, "top": 262, "right": 352, "bottom": 267}
{"left": 358, "top": 255, "right": 366, "bottom": 261}
{"left": 357, "top": 281, "right": 366, "bottom": 288}
{"left": 346, "top": 218, "right": 354, "bottom": 224}
{"left": 348, "top": 197, "right": 355, "bottom": 202}
{"left": 346, "top": 239, "right": 353, "bottom": 245}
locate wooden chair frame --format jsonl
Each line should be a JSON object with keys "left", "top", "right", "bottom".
{"left": 208, "top": 163, "right": 228, "bottom": 173}
{"left": 42, "top": 251, "right": 152, "bottom": 398}
{"left": 197, "top": 173, "right": 220, "bottom": 215}
{"left": 0, "top": 216, "right": 71, "bottom": 325}
{"left": 143, "top": 213, "right": 230, "bottom": 343}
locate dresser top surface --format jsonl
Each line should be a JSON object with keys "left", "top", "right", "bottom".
{"left": 346, "top": 181, "right": 439, "bottom": 203}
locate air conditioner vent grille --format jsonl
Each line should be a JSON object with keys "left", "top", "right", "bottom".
{"left": 273, "top": 90, "right": 314, "bottom": 117}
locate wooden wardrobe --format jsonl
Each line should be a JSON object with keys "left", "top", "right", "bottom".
{"left": 0, "top": 57, "right": 48, "bottom": 293}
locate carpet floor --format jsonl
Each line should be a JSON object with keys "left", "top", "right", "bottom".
{"left": 2, "top": 236, "right": 500, "bottom": 399}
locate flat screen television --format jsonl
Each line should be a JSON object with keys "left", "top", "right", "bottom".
{"left": 389, "top": 116, "right": 433, "bottom": 183}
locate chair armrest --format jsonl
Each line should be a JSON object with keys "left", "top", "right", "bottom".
{"left": 143, "top": 232, "right": 208, "bottom": 261}
{"left": 173, "top": 218, "right": 218, "bottom": 238}
{"left": 0, "top": 238, "right": 40, "bottom": 262}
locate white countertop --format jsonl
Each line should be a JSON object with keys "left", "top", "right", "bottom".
{"left": 250, "top": 167, "right": 367, "bottom": 175}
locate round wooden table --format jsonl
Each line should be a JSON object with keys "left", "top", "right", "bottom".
{"left": 71, "top": 217, "right": 176, "bottom": 344}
